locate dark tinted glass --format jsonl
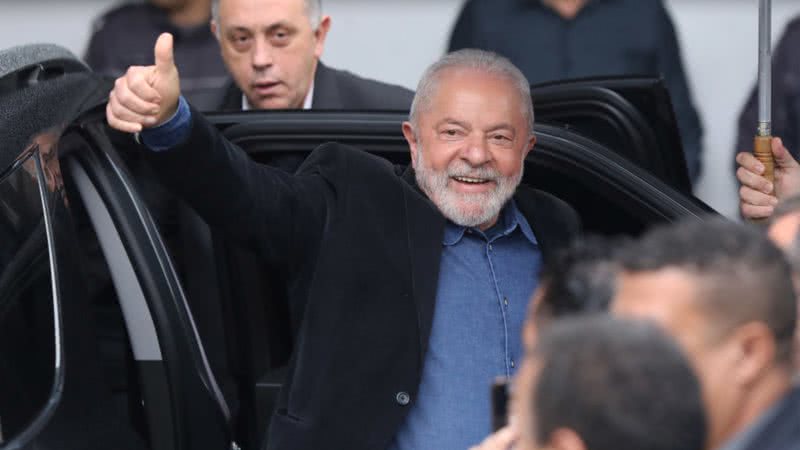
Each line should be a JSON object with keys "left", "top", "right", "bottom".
{"left": 0, "top": 151, "right": 56, "bottom": 445}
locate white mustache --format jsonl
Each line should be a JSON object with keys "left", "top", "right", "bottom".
{"left": 446, "top": 164, "right": 500, "bottom": 181}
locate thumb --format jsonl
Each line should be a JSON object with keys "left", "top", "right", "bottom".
{"left": 772, "top": 137, "right": 800, "bottom": 168}
{"left": 153, "top": 32, "right": 175, "bottom": 74}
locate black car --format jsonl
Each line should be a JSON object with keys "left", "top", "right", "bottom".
{"left": 0, "top": 44, "right": 712, "bottom": 450}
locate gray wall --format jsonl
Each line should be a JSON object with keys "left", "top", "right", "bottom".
{"left": 4, "top": 0, "right": 800, "bottom": 217}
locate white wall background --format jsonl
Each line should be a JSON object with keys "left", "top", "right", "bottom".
{"left": 4, "top": 0, "right": 800, "bottom": 217}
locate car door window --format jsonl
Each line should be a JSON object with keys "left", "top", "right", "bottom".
{"left": 0, "top": 150, "right": 60, "bottom": 447}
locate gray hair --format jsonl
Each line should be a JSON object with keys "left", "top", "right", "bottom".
{"left": 211, "top": 0, "right": 322, "bottom": 30}
{"left": 409, "top": 49, "right": 534, "bottom": 135}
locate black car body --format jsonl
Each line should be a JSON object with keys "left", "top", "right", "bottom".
{"left": 0, "top": 45, "right": 712, "bottom": 450}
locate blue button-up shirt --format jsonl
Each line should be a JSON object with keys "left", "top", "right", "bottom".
{"left": 390, "top": 200, "right": 541, "bottom": 450}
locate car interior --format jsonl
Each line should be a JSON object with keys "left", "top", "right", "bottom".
{"left": 1, "top": 45, "right": 713, "bottom": 450}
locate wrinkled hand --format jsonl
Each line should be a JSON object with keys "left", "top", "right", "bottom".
{"left": 106, "top": 33, "right": 181, "bottom": 133}
{"left": 737, "top": 137, "right": 800, "bottom": 219}
{"left": 469, "top": 426, "right": 518, "bottom": 450}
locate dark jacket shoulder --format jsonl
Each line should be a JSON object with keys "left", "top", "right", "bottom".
{"left": 216, "top": 62, "right": 414, "bottom": 111}
{"left": 514, "top": 185, "right": 581, "bottom": 256}
{"left": 744, "top": 386, "right": 800, "bottom": 450}
{"left": 312, "top": 63, "right": 414, "bottom": 111}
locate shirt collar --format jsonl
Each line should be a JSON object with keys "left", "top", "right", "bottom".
{"left": 242, "top": 81, "right": 315, "bottom": 110}
{"left": 442, "top": 199, "right": 538, "bottom": 246}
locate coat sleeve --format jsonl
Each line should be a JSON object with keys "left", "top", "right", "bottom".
{"left": 141, "top": 105, "right": 334, "bottom": 269}
{"left": 654, "top": 2, "right": 704, "bottom": 183}
{"left": 734, "top": 19, "right": 800, "bottom": 167}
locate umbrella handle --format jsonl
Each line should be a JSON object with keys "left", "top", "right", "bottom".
{"left": 754, "top": 135, "right": 775, "bottom": 184}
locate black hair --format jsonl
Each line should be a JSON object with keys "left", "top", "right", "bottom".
{"left": 536, "top": 235, "right": 623, "bottom": 320}
{"left": 533, "top": 316, "right": 706, "bottom": 450}
{"left": 616, "top": 216, "right": 797, "bottom": 365}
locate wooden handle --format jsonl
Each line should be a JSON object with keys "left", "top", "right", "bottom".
{"left": 754, "top": 135, "right": 775, "bottom": 185}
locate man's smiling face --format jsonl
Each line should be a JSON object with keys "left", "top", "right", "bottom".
{"left": 403, "top": 68, "right": 535, "bottom": 230}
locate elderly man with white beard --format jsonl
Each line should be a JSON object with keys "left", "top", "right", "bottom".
{"left": 105, "top": 33, "right": 580, "bottom": 450}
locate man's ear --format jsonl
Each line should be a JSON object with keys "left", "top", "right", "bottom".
{"left": 548, "top": 428, "right": 587, "bottom": 450}
{"left": 402, "top": 121, "right": 419, "bottom": 168}
{"left": 524, "top": 133, "right": 537, "bottom": 158}
{"left": 730, "top": 322, "right": 778, "bottom": 387}
{"left": 314, "top": 16, "right": 332, "bottom": 59}
{"left": 210, "top": 20, "right": 219, "bottom": 41}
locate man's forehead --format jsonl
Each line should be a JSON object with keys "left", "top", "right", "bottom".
{"left": 423, "top": 70, "right": 525, "bottom": 122}
{"left": 614, "top": 269, "right": 699, "bottom": 312}
{"left": 434, "top": 68, "right": 517, "bottom": 94}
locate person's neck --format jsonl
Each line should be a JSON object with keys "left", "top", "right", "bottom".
{"left": 541, "top": 0, "right": 588, "bottom": 20}
{"left": 166, "top": 0, "right": 212, "bottom": 28}
{"left": 721, "top": 368, "right": 792, "bottom": 447}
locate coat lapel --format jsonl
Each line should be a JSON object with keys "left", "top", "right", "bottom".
{"left": 401, "top": 168, "right": 445, "bottom": 364}
{"left": 310, "top": 63, "right": 344, "bottom": 109}
{"left": 217, "top": 80, "right": 244, "bottom": 111}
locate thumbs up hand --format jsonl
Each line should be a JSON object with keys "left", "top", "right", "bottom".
{"left": 107, "top": 33, "right": 181, "bottom": 133}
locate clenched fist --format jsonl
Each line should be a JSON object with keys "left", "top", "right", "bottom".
{"left": 106, "top": 33, "right": 181, "bottom": 133}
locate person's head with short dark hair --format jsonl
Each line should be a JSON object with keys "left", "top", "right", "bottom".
{"left": 523, "top": 236, "right": 621, "bottom": 346}
{"left": 611, "top": 217, "right": 797, "bottom": 450}
{"left": 534, "top": 235, "right": 621, "bottom": 317}
{"left": 512, "top": 315, "right": 706, "bottom": 450}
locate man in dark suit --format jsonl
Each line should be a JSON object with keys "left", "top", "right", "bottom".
{"left": 448, "top": 0, "right": 703, "bottom": 183}
{"left": 209, "top": 0, "right": 413, "bottom": 112}
{"left": 106, "top": 33, "right": 580, "bottom": 450}
{"left": 612, "top": 218, "right": 800, "bottom": 450}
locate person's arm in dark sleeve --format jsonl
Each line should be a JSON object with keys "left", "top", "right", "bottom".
{"left": 139, "top": 103, "right": 332, "bottom": 269}
{"left": 735, "top": 85, "right": 759, "bottom": 167}
{"left": 654, "top": 2, "right": 704, "bottom": 183}
{"left": 448, "top": 0, "right": 478, "bottom": 51}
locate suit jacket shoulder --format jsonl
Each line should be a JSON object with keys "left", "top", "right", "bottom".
{"left": 215, "top": 64, "right": 414, "bottom": 112}
{"left": 744, "top": 386, "right": 800, "bottom": 450}
{"left": 312, "top": 63, "right": 414, "bottom": 111}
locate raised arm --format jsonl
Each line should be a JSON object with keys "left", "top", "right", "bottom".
{"left": 106, "top": 33, "right": 331, "bottom": 267}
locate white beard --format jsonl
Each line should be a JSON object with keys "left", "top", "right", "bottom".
{"left": 414, "top": 146, "right": 524, "bottom": 228}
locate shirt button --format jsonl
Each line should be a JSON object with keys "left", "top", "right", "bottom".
{"left": 488, "top": 244, "right": 494, "bottom": 251}
{"left": 503, "top": 297, "right": 508, "bottom": 307}
{"left": 396, "top": 391, "right": 411, "bottom": 406}
{"left": 511, "top": 359, "right": 516, "bottom": 368}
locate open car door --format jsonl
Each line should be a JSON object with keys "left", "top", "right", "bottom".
{"left": 1, "top": 45, "right": 235, "bottom": 450}
{"left": 532, "top": 77, "right": 693, "bottom": 193}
